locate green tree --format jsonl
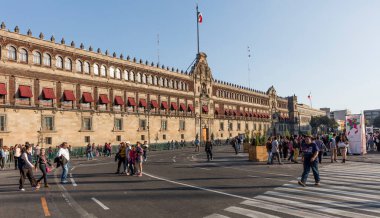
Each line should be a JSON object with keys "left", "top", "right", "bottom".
{"left": 373, "top": 116, "right": 380, "bottom": 128}
{"left": 309, "top": 116, "right": 338, "bottom": 133}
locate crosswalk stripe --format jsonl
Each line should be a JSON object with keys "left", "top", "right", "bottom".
{"left": 276, "top": 186, "right": 380, "bottom": 208}
{"left": 241, "top": 199, "right": 335, "bottom": 218}
{"left": 313, "top": 179, "right": 380, "bottom": 190}
{"left": 320, "top": 174, "right": 380, "bottom": 182}
{"left": 265, "top": 190, "right": 380, "bottom": 215}
{"left": 224, "top": 206, "right": 280, "bottom": 218}
{"left": 316, "top": 177, "right": 379, "bottom": 186}
{"left": 203, "top": 213, "right": 230, "bottom": 218}
{"left": 321, "top": 168, "right": 380, "bottom": 174}
{"left": 320, "top": 171, "right": 380, "bottom": 178}
{"left": 282, "top": 184, "right": 380, "bottom": 201}
{"left": 255, "top": 195, "right": 370, "bottom": 218}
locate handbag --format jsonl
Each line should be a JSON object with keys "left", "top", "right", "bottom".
{"left": 46, "top": 166, "right": 52, "bottom": 173}
{"left": 338, "top": 142, "right": 348, "bottom": 148}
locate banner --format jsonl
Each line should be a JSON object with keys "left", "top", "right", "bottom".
{"left": 345, "top": 114, "right": 366, "bottom": 154}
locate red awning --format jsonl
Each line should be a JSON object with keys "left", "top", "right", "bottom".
{"left": 42, "top": 88, "right": 56, "bottom": 99}
{"left": 151, "top": 100, "right": 158, "bottom": 108}
{"left": 224, "top": 110, "right": 229, "bottom": 115}
{"left": 233, "top": 110, "right": 237, "bottom": 116}
{"left": 0, "top": 83, "right": 7, "bottom": 95}
{"left": 99, "top": 94, "right": 110, "bottom": 104}
{"left": 171, "top": 102, "right": 178, "bottom": 110}
{"left": 128, "top": 97, "right": 136, "bottom": 106}
{"left": 19, "top": 85, "right": 33, "bottom": 98}
{"left": 114, "top": 96, "right": 124, "bottom": 105}
{"left": 82, "top": 92, "right": 94, "bottom": 103}
{"left": 188, "top": 104, "right": 194, "bottom": 112}
{"left": 161, "top": 101, "right": 168, "bottom": 109}
{"left": 249, "top": 112, "right": 253, "bottom": 117}
{"left": 180, "top": 103, "right": 186, "bottom": 112}
{"left": 244, "top": 111, "right": 249, "bottom": 117}
{"left": 63, "top": 90, "right": 75, "bottom": 101}
{"left": 139, "top": 99, "right": 147, "bottom": 107}
{"left": 202, "top": 105, "right": 209, "bottom": 113}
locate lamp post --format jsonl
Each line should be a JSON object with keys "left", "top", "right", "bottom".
{"left": 145, "top": 104, "right": 151, "bottom": 145}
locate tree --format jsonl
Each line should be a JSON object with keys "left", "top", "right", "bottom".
{"left": 309, "top": 116, "right": 339, "bottom": 134}
{"left": 373, "top": 116, "right": 380, "bottom": 128}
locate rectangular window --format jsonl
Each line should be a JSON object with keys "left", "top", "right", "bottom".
{"left": 45, "top": 137, "right": 52, "bottom": 145}
{"left": 163, "top": 134, "right": 166, "bottom": 140}
{"left": 219, "top": 122, "right": 224, "bottom": 131}
{"left": 179, "top": 120, "right": 185, "bottom": 131}
{"left": 82, "top": 117, "right": 92, "bottom": 131}
{"left": 116, "top": 135, "right": 122, "bottom": 141}
{"left": 245, "top": 123, "right": 249, "bottom": 130}
{"left": 139, "top": 119, "right": 147, "bottom": 130}
{"left": 221, "top": 133, "right": 224, "bottom": 138}
{"left": 115, "top": 118, "right": 123, "bottom": 131}
{"left": 228, "top": 123, "right": 233, "bottom": 131}
{"left": 181, "top": 134, "right": 184, "bottom": 139}
{"left": 0, "top": 115, "right": 6, "bottom": 131}
{"left": 85, "top": 136, "right": 90, "bottom": 143}
{"left": 161, "top": 120, "right": 168, "bottom": 131}
{"left": 237, "top": 123, "right": 241, "bottom": 131}
{"left": 141, "top": 135, "right": 145, "bottom": 141}
{"left": 42, "top": 116, "right": 54, "bottom": 131}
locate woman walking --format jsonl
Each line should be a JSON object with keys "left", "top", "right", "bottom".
{"left": 19, "top": 144, "right": 40, "bottom": 191}
{"left": 338, "top": 135, "right": 349, "bottom": 163}
{"left": 115, "top": 142, "right": 126, "bottom": 174}
{"left": 35, "top": 148, "right": 51, "bottom": 188}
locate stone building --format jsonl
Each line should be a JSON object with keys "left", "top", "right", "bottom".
{"left": 0, "top": 23, "right": 293, "bottom": 147}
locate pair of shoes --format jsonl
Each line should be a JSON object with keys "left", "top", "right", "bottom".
{"left": 298, "top": 181, "right": 306, "bottom": 187}
{"left": 19, "top": 188, "right": 25, "bottom": 192}
{"left": 115, "top": 171, "right": 119, "bottom": 174}
{"left": 137, "top": 173, "right": 142, "bottom": 177}
{"left": 279, "top": 163, "right": 283, "bottom": 165}
{"left": 294, "top": 161, "right": 298, "bottom": 164}
{"left": 315, "top": 182, "right": 320, "bottom": 186}
{"left": 126, "top": 173, "right": 130, "bottom": 176}
{"left": 44, "top": 184, "right": 49, "bottom": 188}
{"left": 61, "top": 180, "right": 68, "bottom": 184}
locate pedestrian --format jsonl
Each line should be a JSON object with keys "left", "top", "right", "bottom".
{"left": 205, "top": 140, "right": 213, "bottom": 162}
{"left": 287, "top": 137, "right": 295, "bottom": 162}
{"left": 338, "top": 135, "right": 349, "bottom": 163}
{"left": 298, "top": 135, "right": 320, "bottom": 187}
{"left": 278, "top": 136, "right": 284, "bottom": 159}
{"left": 135, "top": 142, "right": 144, "bottom": 177}
{"left": 142, "top": 141, "right": 149, "bottom": 162}
{"left": 293, "top": 136, "right": 300, "bottom": 164}
{"left": 194, "top": 138, "right": 200, "bottom": 152}
{"left": 282, "top": 137, "right": 289, "bottom": 160}
{"left": 125, "top": 142, "right": 132, "bottom": 175}
{"left": 0, "top": 145, "right": 5, "bottom": 170}
{"left": 57, "top": 142, "right": 70, "bottom": 184}
{"left": 315, "top": 136, "right": 325, "bottom": 164}
{"left": 35, "top": 148, "right": 51, "bottom": 188}
{"left": 367, "top": 134, "right": 374, "bottom": 151}
{"left": 86, "top": 143, "right": 93, "bottom": 160}
{"left": 329, "top": 133, "right": 337, "bottom": 163}
{"left": 129, "top": 144, "right": 136, "bottom": 175}
{"left": 374, "top": 132, "right": 380, "bottom": 152}
{"left": 270, "top": 137, "right": 282, "bottom": 165}
{"left": 19, "top": 143, "right": 40, "bottom": 191}
{"left": 115, "top": 142, "right": 126, "bottom": 174}
{"left": 265, "top": 137, "right": 272, "bottom": 164}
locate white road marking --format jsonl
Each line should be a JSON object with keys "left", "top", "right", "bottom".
{"left": 223, "top": 166, "right": 292, "bottom": 177}
{"left": 199, "top": 167, "right": 211, "bottom": 171}
{"left": 91, "top": 197, "right": 110, "bottom": 210}
{"left": 172, "top": 156, "right": 176, "bottom": 163}
{"left": 225, "top": 206, "right": 280, "bottom": 218}
{"left": 242, "top": 199, "right": 335, "bottom": 218}
{"left": 203, "top": 213, "right": 230, "bottom": 218}
{"left": 144, "top": 172, "right": 254, "bottom": 201}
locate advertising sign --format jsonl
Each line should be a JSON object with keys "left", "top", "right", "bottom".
{"left": 345, "top": 114, "right": 366, "bottom": 154}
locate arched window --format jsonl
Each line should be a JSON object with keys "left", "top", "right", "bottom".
{"left": 175, "top": 81, "right": 179, "bottom": 89}
{"left": 115, "top": 68, "right": 121, "bottom": 79}
{"left": 76, "top": 60, "right": 83, "bottom": 72}
{"left": 147, "top": 75, "right": 152, "bottom": 84}
{"left": 43, "top": 53, "right": 51, "bottom": 66}
{"left": 33, "top": 51, "right": 41, "bottom": 64}
{"left": 164, "top": 78, "right": 168, "bottom": 87}
{"left": 65, "top": 58, "right": 72, "bottom": 70}
{"left": 100, "top": 65, "right": 107, "bottom": 76}
{"left": 124, "top": 70, "right": 129, "bottom": 80}
{"left": 158, "top": 77, "right": 163, "bottom": 86}
{"left": 93, "top": 64, "right": 99, "bottom": 75}
{"left": 169, "top": 80, "right": 174, "bottom": 89}
{"left": 7, "top": 46, "right": 17, "bottom": 60}
{"left": 142, "top": 74, "right": 146, "bottom": 84}
{"left": 19, "top": 48, "right": 28, "bottom": 62}
{"left": 129, "top": 71, "right": 135, "bottom": 81}
{"left": 56, "top": 56, "right": 63, "bottom": 68}
{"left": 136, "top": 73, "right": 141, "bottom": 83}
{"left": 109, "top": 66, "right": 115, "bottom": 78}
{"left": 153, "top": 76, "right": 158, "bottom": 85}
{"left": 84, "top": 62, "right": 90, "bottom": 74}
{"left": 180, "top": 82, "right": 184, "bottom": 90}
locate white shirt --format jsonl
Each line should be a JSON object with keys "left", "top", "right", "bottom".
{"left": 57, "top": 148, "right": 70, "bottom": 161}
{"left": 14, "top": 147, "right": 21, "bottom": 157}
{"left": 271, "top": 140, "right": 279, "bottom": 153}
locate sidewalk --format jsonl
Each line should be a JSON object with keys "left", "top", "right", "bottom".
{"left": 346, "top": 151, "right": 380, "bottom": 164}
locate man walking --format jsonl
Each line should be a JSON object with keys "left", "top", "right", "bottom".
{"left": 57, "top": 142, "right": 70, "bottom": 184}
{"left": 298, "top": 135, "right": 320, "bottom": 187}
{"left": 142, "top": 141, "right": 149, "bottom": 162}
{"left": 329, "top": 133, "right": 337, "bottom": 163}
{"left": 271, "top": 137, "right": 282, "bottom": 165}
{"left": 194, "top": 138, "right": 200, "bottom": 152}
{"left": 205, "top": 140, "right": 213, "bottom": 162}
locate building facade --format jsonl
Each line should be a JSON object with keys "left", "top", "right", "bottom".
{"left": 292, "top": 102, "right": 326, "bottom": 134}
{"left": 364, "top": 109, "right": 380, "bottom": 126}
{"left": 329, "top": 109, "right": 351, "bottom": 121}
{"left": 0, "top": 24, "right": 293, "bottom": 147}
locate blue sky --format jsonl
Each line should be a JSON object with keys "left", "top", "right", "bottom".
{"left": 3, "top": 0, "right": 380, "bottom": 113}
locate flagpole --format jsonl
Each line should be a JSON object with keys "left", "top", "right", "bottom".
{"left": 196, "top": 4, "right": 200, "bottom": 54}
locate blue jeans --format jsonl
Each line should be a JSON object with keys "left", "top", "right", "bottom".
{"left": 301, "top": 156, "right": 320, "bottom": 183}
{"left": 267, "top": 151, "right": 272, "bottom": 163}
{"left": 61, "top": 163, "right": 69, "bottom": 182}
{"left": 87, "top": 152, "right": 93, "bottom": 160}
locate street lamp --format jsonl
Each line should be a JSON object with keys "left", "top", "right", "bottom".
{"left": 144, "top": 103, "right": 151, "bottom": 145}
